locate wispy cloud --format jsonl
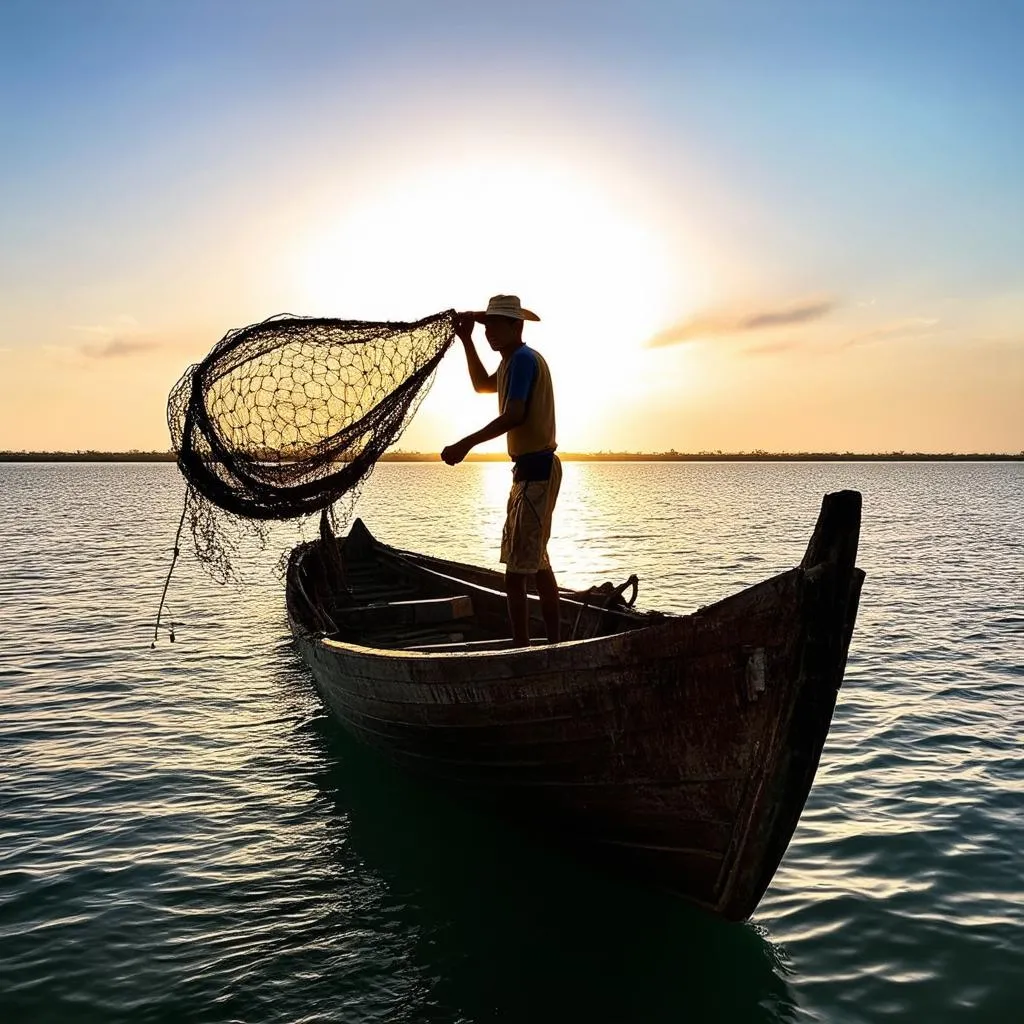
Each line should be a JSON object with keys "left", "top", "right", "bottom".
{"left": 80, "top": 337, "right": 162, "bottom": 358}
{"left": 842, "top": 317, "right": 939, "bottom": 348}
{"left": 743, "top": 339, "right": 801, "bottom": 357}
{"left": 71, "top": 314, "right": 141, "bottom": 337}
{"left": 647, "top": 298, "right": 836, "bottom": 348}
{"left": 68, "top": 314, "right": 162, "bottom": 358}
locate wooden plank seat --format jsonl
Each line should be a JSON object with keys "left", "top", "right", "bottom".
{"left": 395, "top": 634, "right": 561, "bottom": 651}
{"left": 371, "top": 628, "right": 468, "bottom": 648}
{"left": 396, "top": 636, "right": 551, "bottom": 653}
{"left": 336, "top": 595, "right": 474, "bottom": 631}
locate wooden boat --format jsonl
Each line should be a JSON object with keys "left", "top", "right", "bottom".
{"left": 286, "top": 490, "right": 864, "bottom": 921}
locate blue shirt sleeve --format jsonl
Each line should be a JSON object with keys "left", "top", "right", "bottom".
{"left": 505, "top": 347, "right": 537, "bottom": 403}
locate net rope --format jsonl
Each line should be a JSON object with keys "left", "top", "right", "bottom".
{"left": 154, "top": 309, "right": 456, "bottom": 642}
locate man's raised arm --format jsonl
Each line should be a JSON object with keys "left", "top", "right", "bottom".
{"left": 456, "top": 313, "right": 497, "bottom": 393}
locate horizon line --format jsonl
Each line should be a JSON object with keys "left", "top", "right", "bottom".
{"left": 2, "top": 449, "right": 1022, "bottom": 463}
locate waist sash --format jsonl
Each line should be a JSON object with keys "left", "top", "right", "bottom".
{"left": 512, "top": 450, "right": 555, "bottom": 482}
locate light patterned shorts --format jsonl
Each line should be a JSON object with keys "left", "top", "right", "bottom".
{"left": 500, "top": 455, "right": 562, "bottom": 574}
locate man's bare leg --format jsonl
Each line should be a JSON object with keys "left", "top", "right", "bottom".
{"left": 505, "top": 571, "right": 530, "bottom": 646}
{"left": 535, "top": 567, "right": 561, "bottom": 643}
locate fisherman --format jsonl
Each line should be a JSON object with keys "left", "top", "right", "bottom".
{"left": 441, "top": 295, "right": 561, "bottom": 646}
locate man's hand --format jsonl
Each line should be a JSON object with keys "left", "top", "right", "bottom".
{"left": 441, "top": 439, "right": 472, "bottom": 466}
{"left": 454, "top": 312, "right": 475, "bottom": 343}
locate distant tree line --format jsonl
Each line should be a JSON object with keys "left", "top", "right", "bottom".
{"left": 0, "top": 450, "right": 179, "bottom": 462}
{"left": 2, "top": 449, "right": 1021, "bottom": 463}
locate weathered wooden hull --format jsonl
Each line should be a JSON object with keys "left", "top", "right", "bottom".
{"left": 286, "top": 491, "right": 864, "bottom": 920}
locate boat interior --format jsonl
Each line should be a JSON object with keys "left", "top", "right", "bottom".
{"left": 289, "top": 519, "right": 658, "bottom": 653}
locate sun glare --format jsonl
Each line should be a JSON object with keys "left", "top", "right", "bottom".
{"left": 297, "top": 157, "right": 693, "bottom": 451}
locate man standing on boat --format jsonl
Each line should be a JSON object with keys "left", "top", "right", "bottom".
{"left": 441, "top": 295, "right": 561, "bottom": 647}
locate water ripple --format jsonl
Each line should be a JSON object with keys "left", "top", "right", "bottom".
{"left": 0, "top": 461, "right": 1021, "bottom": 1022}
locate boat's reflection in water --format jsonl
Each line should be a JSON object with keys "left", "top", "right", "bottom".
{"left": 303, "top": 712, "right": 800, "bottom": 1024}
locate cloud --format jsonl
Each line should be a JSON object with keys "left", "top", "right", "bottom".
{"left": 79, "top": 337, "right": 162, "bottom": 358}
{"left": 743, "top": 340, "right": 801, "bottom": 357}
{"left": 66, "top": 314, "right": 162, "bottom": 358}
{"left": 71, "top": 314, "right": 141, "bottom": 337}
{"left": 842, "top": 317, "right": 939, "bottom": 348}
{"left": 647, "top": 298, "right": 836, "bottom": 348}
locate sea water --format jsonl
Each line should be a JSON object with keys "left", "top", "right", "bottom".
{"left": 1, "top": 461, "right": 1020, "bottom": 1022}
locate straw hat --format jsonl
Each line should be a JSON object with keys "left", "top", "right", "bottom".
{"left": 473, "top": 295, "right": 541, "bottom": 322}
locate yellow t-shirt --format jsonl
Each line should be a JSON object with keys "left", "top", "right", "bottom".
{"left": 496, "top": 345, "right": 557, "bottom": 459}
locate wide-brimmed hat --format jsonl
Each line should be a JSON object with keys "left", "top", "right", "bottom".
{"left": 473, "top": 295, "right": 540, "bottom": 322}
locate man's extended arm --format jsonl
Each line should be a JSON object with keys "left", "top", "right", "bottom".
{"left": 455, "top": 313, "right": 497, "bottom": 393}
{"left": 440, "top": 400, "right": 526, "bottom": 465}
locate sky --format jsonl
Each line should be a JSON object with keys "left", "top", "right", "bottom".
{"left": 0, "top": 0, "right": 1021, "bottom": 453}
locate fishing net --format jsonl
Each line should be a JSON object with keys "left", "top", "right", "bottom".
{"left": 164, "top": 309, "right": 456, "bottom": 588}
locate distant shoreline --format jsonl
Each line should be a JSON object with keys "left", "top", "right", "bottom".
{"left": 2, "top": 450, "right": 1021, "bottom": 463}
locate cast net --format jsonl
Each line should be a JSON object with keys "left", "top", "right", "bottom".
{"left": 164, "top": 309, "right": 456, "bottom": 586}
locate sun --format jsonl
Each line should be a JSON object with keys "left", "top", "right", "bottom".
{"left": 296, "top": 156, "right": 693, "bottom": 451}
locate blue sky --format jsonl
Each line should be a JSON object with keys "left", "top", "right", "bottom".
{"left": 1, "top": 0, "right": 1021, "bottom": 451}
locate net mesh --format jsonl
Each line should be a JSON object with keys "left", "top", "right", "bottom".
{"left": 167, "top": 309, "right": 456, "bottom": 581}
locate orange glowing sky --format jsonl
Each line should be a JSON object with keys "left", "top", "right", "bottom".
{"left": 0, "top": 2, "right": 1021, "bottom": 453}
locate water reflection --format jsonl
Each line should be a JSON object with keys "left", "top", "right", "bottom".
{"left": 6, "top": 462, "right": 1019, "bottom": 1021}
{"left": 299, "top": 706, "right": 799, "bottom": 1023}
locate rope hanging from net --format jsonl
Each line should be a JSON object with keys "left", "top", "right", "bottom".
{"left": 161, "top": 308, "right": 456, "bottom": 595}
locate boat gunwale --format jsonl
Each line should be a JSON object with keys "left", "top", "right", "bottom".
{"left": 287, "top": 530, "right": 804, "bottom": 667}
{"left": 317, "top": 626, "right": 640, "bottom": 660}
